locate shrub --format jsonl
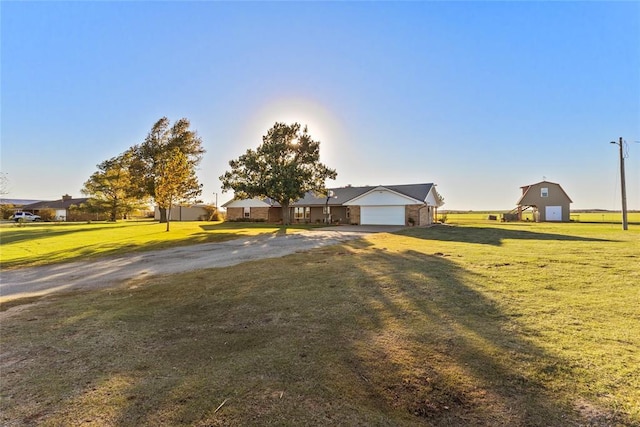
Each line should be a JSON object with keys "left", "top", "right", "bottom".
{"left": 38, "top": 209, "right": 56, "bottom": 222}
{"left": 202, "top": 205, "right": 225, "bottom": 221}
{"left": 229, "top": 217, "right": 265, "bottom": 223}
{"left": 1, "top": 204, "right": 16, "bottom": 220}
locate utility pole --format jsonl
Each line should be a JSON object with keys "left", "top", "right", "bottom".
{"left": 611, "top": 137, "right": 628, "bottom": 230}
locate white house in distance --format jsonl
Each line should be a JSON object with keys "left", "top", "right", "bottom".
{"left": 21, "top": 195, "right": 89, "bottom": 221}
{"left": 223, "top": 183, "right": 445, "bottom": 226}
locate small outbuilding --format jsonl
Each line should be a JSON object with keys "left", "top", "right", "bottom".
{"left": 516, "top": 180, "right": 572, "bottom": 222}
{"left": 154, "top": 204, "right": 212, "bottom": 221}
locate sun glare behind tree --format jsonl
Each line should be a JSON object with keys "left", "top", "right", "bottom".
{"left": 220, "top": 122, "right": 337, "bottom": 225}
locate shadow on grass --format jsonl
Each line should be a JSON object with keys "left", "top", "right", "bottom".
{"left": 1, "top": 239, "right": 629, "bottom": 425}
{"left": 399, "top": 225, "right": 614, "bottom": 246}
{"left": 198, "top": 222, "right": 317, "bottom": 232}
{"left": 2, "top": 221, "right": 322, "bottom": 269}
{"left": 0, "top": 223, "right": 146, "bottom": 245}
{"left": 340, "top": 246, "right": 620, "bottom": 425}
{"left": 0, "top": 229, "right": 285, "bottom": 270}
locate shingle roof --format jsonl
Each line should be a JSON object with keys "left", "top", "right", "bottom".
{"left": 384, "top": 183, "right": 436, "bottom": 202}
{"left": 0, "top": 199, "right": 43, "bottom": 206}
{"left": 225, "top": 183, "right": 439, "bottom": 207}
{"left": 292, "top": 183, "right": 436, "bottom": 206}
{"left": 291, "top": 186, "right": 369, "bottom": 206}
{"left": 22, "top": 198, "right": 89, "bottom": 210}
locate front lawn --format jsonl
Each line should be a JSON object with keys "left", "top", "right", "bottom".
{"left": 0, "top": 220, "right": 314, "bottom": 269}
{"left": 1, "top": 221, "right": 638, "bottom": 426}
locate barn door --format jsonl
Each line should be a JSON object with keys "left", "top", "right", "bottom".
{"left": 545, "top": 206, "right": 562, "bottom": 221}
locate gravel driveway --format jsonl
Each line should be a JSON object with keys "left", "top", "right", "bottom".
{"left": 0, "top": 226, "right": 402, "bottom": 303}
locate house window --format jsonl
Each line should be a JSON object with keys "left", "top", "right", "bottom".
{"left": 243, "top": 207, "right": 250, "bottom": 218}
{"left": 541, "top": 188, "right": 549, "bottom": 198}
{"left": 294, "top": 207, "right": 310, "bottom": 220}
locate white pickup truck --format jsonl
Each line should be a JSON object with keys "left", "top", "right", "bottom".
{"left": 9, "top": 212, "right": 42, "bottom": 222}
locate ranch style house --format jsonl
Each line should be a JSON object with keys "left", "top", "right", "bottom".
{"left": 223, "top": 183, "right": 444, "bottom": 226}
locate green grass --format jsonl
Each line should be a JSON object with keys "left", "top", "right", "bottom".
{"left": 443, "top": 211, "right": 640, "bottom": 224}
{"left": 1, "top": 220, "right": 639, "bottom": 426}
{"left": 569, "top": 211, "right": 640, "bottom": 223}
{"left": 0, "top": 220, "right": 315, "bottom": 269}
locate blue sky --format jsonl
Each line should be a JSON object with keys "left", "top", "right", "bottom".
{"left": 2, "top": 1, "right": 639, "bottom": 210}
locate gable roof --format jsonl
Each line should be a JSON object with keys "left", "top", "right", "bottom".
{"left": 340, "top": 185, "right": 429, "bottom": 206}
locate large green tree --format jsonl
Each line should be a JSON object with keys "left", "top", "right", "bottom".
{"left": 81, "top": 152, "right": 143, "bottom": 221}
{"left": 131, "top": 117, "right": 205, "bottom": 222}
{"left": 220, "top": 122, "right": 337, "bottom": 225}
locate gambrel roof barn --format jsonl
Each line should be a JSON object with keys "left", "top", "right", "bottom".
{"left": 517, "top": 181, "right": 572, "bottom": 222}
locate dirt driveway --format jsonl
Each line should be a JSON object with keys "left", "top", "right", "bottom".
{"left": 0, "top": 226, "right": 403, "bottom": 303}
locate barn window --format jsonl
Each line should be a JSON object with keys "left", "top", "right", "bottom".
{"left": 541, "top": 188, "right": 549, "bottom": 198}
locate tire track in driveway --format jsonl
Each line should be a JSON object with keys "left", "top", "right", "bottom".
{"left": 0, "top": 228, "right": 396, "bottom": 303}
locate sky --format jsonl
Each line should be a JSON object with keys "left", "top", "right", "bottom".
{"left": 1, "top": 1, "right": 639, "bottom": 211}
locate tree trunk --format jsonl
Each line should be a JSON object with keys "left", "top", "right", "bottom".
{"left": 165, "top": 208, "right": 170, "bottom": 231}
{"left": 110, "top": 200, "right": 118, "bottom": 222}
{"left": 159, "top": 207, "right": 168, "bottom": 223}
{"left": 281, "top": 201, "right": 290, "bottom": 225}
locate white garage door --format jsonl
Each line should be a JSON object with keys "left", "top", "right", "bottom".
{"left": 545, "top": 206, "right": 562, "bottom": 221}
{"left": 361, "top": 206, "right": 405, "bottom": 225}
